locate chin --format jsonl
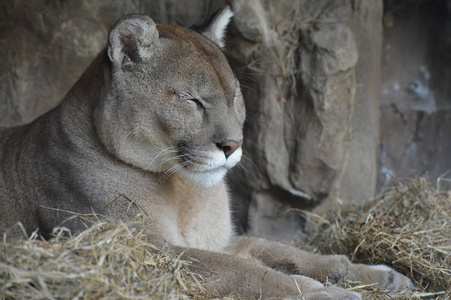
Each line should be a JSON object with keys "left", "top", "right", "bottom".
{"left": 179, "top": 167, "right": 228, "bottom": 188}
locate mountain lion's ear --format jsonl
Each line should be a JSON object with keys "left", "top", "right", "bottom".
{"left": 190, "top": 6, "right": 233, "bottom": 49}
{"left": 108, "top": 15, "right": 159, "bottom": 69}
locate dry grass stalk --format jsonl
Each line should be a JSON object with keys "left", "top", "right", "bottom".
{"left": 0, "top": 220, "right": 208, "bottom": 299}
{"left": 305, "top": 177, "right": 451, "bottom": 299}
{"left": 1, "top": 177, "right": 450, "bottom": 299}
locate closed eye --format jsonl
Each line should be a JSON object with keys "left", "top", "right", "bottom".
{"left": 176, "top": 91, "right": 205, "bottom": 111}
{"left": 188, "top": 98, "right": 205, "bottom": 110}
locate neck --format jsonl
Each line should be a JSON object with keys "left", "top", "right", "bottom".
{"left": 56, "top": 51, "right": 111, "bottom": 151}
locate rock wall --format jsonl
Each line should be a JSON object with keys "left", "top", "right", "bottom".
{"left": 378, "top": 0, "right": 451, "bottom": 190}
{"left": 0, "top": 0, "right": 208, "bottom": 126}
{"left": 226, "top": 1, "right": 382, "bottom": 241}
{"left": 0, "top": 0, "right": 383, "bottom": 242}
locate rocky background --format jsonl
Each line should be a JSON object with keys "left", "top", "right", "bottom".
{"left": 1, "top": 0, "right": 450, "bottom": 243}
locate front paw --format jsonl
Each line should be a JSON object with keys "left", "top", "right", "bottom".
{"left": 287, "top": 275, "right": 361, "bottom": 300}
{"left": 316, "top": 255, "right": 414, "bottom": 291}
{"left": 367, "top": 265, "right": 414, "bottom": 291}
{"left": 302, "top": 287, "right": 362, "bottom": 300}
{"left": 284, "top": 275, "right": 362, "bottom": 300}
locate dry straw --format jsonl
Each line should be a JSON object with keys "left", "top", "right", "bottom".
{"left": 1, "top": 177, "right": 449, "bottom": 299}
{"left": 0, "top": 220, "right": 207, "bottom": 299}
{"left": 305, "top": 177, "right": 451, "bottom": 299}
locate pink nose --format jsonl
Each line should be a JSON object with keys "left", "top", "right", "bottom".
{"left": 217, "top": 140, "right": 243, "bottom": 158}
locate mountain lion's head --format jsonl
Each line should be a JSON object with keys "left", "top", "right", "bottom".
{"left": 94, "top": 8, "right": 245, "bottom": 187}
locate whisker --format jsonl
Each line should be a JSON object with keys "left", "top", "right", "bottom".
{"left": 146, "top": 138, "right": 171, "bottom": 152}
{"left": 157, "top": 153, "right": 190, "bottom": 173}
{"left": 160, "top": 161, "right": 192, "bottom": 185}
{"left": 159, "top": 160, "right": 192, "bottom": 185}
{"left": 145, "top": 146, "right": 177, "bottom": 170}
{"left": 235, "top": 161, "right": 249, "bottom": 176}
{"left": 238, "top": 72, "right": 275, "bottom": 79}
{"left": 159, "top": 165, "right": 180, "bottom": 185}
{"left": 154, "top": 148, "right": 182, "bottom": 172}
{"left": 156, "top": 148, "right": 185, "bottom": 172}
{"left": 240, "top": 84, "right": 258, "bottom": 95}
{"left": 160, "top": 153, "right": 189, "bottom": 165}
{"left": 235, "top": 74, "right": 260, "bottom": 84}
{"left": 241, "top": 154, "right": 259, "bottom": 172}
{"left": 235, "top": 60, "right": 274, "bottom": 72}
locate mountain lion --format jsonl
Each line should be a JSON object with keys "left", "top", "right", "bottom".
{"left": 0, "top": 7, "right": 413, "bottom": 299}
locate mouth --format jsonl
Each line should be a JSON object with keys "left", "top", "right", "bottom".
{"left": 178, "top": 165, "right": 228, "bottom": 187}
{"left": 178, "top": 147, "right": 226, "bottom": 171}
{"left": 174, "top": 144, "right": 242, "bottom": 186}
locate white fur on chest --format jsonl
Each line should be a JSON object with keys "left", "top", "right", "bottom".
{"left": 175, "top": 207, "right": 232, "bottom": 252}
{"left": 155, "top": 177, "right": 233, "bottom": 252}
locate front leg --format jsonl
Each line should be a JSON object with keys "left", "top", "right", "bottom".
{"left": 226, "top": 236, "right": 414, "bottom": 291}
{"left": 172, "top": 246, "right": 361, "bottom": 299}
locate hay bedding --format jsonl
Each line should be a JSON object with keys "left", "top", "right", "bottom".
{"left": 0, "top": 177, "right": 450, "bottom": 299}
{"left": 304, "top": 177, "right": 451, "bottom": 299}
{"left": 0, "top": 221, "right": 207, "bottom": 299}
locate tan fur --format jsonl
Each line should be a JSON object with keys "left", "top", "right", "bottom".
{"left": 0, "top": 8, "right": 413, "bottom": 299}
